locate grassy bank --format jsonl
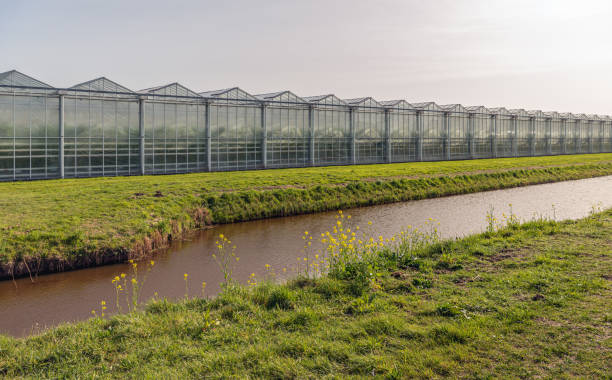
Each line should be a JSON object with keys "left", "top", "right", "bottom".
{"left": 1, "top": 208, "right": 610, "bottom": 378}
{"left": 2, "top": 153, "right": 612, "bottom": 279}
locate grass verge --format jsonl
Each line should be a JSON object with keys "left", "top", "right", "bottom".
{"left": 0, "top": 208, "right": 610, "bottom": 378}
{"left": 2, "top": 153, "right": 612, "bottom": 279}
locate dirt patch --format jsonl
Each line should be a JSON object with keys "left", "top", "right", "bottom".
{"left": 391, "top": 270, "right": 410, "bottom": 280}
{"left": 485, "top": 247, "right": 528, "bottom": 262}
{"left": 0, "top": 249, "right": 129, "bottom": 282}
{"left": 535, "top": 317, "right": 565, "bottom": 328}
{"left": 453, "top": 274, "right": 481, "bottom": 286}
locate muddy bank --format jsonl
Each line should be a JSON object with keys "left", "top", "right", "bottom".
{"left": 0, "top": 210, "right": 213, "bottom": 281}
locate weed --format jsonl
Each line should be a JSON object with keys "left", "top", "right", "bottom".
{"left": 212, "top": 234, "right": 239, "bottom": 288}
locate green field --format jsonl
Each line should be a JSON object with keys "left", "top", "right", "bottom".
{"left": 2, "top": 153, "right": 612, "bottom": 277}
{"left": 1, "top": 207, "right": 610, "bottom": 378}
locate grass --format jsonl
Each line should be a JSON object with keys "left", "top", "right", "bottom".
{"left": 2, "top": 153, "right": 612, "bottom": 276}
{"left": 0, "top": 208, "right": 610, "bottom": 378}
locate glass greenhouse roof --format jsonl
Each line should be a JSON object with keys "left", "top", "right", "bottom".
{"left": 439, "top": 104, "right": 466, "bottom": 112}
{"left": 343, "top": 97, "right": 381, "bottom": 107}
{"left": 0, "top": 70, "right": 52, "bottom": 88}
{"left": 489, "top": 107, "right": 510, "bottom": 115}
{"left": 410, "top": 102, "right": 441, "bottom": 111}
{"left": 200, "top": 87, "right": 260, "bottom": 104}
{"left": 379, "top": 100, "right": 412, "bottom": 109}
{"left": 303, "top": 94, "right": 348, "bottom": 106}
{"left": 70, "top": 77, "right": 134, "bottom": 94}
{"left": 527, "top": 110, "right": 544, "bottom": 117}
{"left": 466, "top": 106, "right": 490, "bottom": 113}
{"left": 509, "top": 109, "right": 528, "bottom": 116}
{"left": 543, "top": 111, "right": 560, "bottom": 118}
{"left": 256, "top": 91, "right": 306, "bottom": 103}
{"left": 200, "top": 87, "right": 258, "bottom": 101}
{"left": 139, "top": 82, "right": 201, "bottom": 98}
{"left": 0, "top": 69, "right": 610, "bottom": 120}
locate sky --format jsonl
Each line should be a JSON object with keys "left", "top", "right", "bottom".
{"left": 1, "top": 0, "right": 612, "bottom": 114}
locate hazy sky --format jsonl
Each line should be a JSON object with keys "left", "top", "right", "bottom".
{"left": 2, "top": 0, "right": 612, "bottom": 114}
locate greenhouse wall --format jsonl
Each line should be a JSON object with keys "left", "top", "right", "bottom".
{"left": 385, "top": 100, "right": 417, "bottom": 163}
{"left": 417, "top": 103, "right": 446, "bottom": 161}
{"left": 468, "top": 106, "right": 493, "bottom": 158}
{"left": 492, "top": 108, "right": 514, "bottom": 158}
{"left": 307, "top": 95, "right": 351, "bottom": 165}
{"left": 602, "top": 119, "right": 612, "bottom": 152}
{"left": 348, "top": 98, "right": 386, "bottom": 164}
{"left": 1, "top": 69, "right": 611, "bottom": 182}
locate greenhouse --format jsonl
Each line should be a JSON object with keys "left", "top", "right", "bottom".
{"left": 305, "top": 94, "right": 351, "bottom": 165}
{"left": 490, "top": 107, "right": 514, "bottom": 157}
{"left": 440, "top": 104, "right": 469, "bottom": 160}
{"left": 382, "top": 100, "right": 417, "bottom": 163}
{"left": 466, "top": 106, "right": 493, "bottom": 158}
{"left": 1, "top": 69, "right": 611, "bottom": 181}
{"left": 344, "top": 97, "right": 386, "bottom": 164}
{"left": 200, "top": 87, "right": 262, "bottom": 171}
{"left": 528, "top": 110, "right": 547, "bottom": 155}
{"left": 544, "top": 111, "right": 562, "bottom": 155}
{"left": 602, "top": 116, "right": 612, "bottom": 152}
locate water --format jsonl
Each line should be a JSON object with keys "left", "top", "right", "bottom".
{"left": 2, "top": 176, "right": 611, "bottom": 337}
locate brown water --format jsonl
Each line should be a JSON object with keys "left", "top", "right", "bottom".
{"left": 2, "top": 176, "right": 612, "bottom": 337}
